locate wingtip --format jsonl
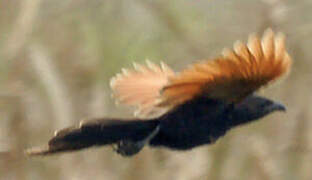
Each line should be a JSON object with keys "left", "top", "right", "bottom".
{"left": 145, "top": 59, "right": 153, "bottom": 66}
{"left": 275, "top": 31, "right": 286, "bottom": 44}
{"left": 247, "top": 32, "right": 260, "bottom": 45}
{"left": 233, "top": 40, "right": 244, "bottom": 52}
{"left": 221, "top": 48, "right": 232, "bottom": 57}
{"left": 262, "top": 28, "right": 275, "bottom": 47}
{"left": 263, "top": 28, "right": 274, "bottom": 37}
{"left": 132, "top": 62, "right": 145, "bottom": 72}
{"left": 146, "top": 59, "right": 163, "bottom": 72}
{"left": 121, "top": 68, "right": 129, "bottom": 75}
{"left": 110, "top": 77, "right": 116, "bottom": 88}
{"left": 165, "top": 28, "right": 291, "bottom": 102}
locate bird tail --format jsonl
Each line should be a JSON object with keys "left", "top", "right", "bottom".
{"left": 26, "top": 118, "right": 160, "bottom": 156}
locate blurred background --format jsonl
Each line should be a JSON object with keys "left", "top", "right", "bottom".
{"left": 0, "top": 0, "right": 312, "bottom": 179}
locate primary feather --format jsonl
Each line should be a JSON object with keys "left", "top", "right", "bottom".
{"left": 110, "top": 29, "right": 291, "bottom": 116}
{"left": 110, "top": 61, "right": 175, "bottom": 118}
{"left": 160, "top": 29, "right": 291, "bottom": 106}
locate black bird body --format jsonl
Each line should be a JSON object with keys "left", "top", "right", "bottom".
{"left": 27, "top": 95, "right": 285, "bottom": 156}
{"left": 150, "top": 97, "right": 229, "bottom": 150}
{"left": 150, "top": 95, "right": 284, "bottom": 150}
{"left": 26, "top": 29, "right": 291, "bottom": 157}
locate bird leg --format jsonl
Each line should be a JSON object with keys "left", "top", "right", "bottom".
{"left": 112, "top": 125, "right": 160, "bottom": 157}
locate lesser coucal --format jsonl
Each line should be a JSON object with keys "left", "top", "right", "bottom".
{"left": 27, "top": 29, "right": 292, "bottom": 157}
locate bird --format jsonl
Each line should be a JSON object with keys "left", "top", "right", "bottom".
{"left": 26, "top": 29, "right": 292, "bottom": 157}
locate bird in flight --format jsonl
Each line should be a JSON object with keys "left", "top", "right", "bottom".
{"left": 27, "top": 29, "right": 292, "bottom": 157}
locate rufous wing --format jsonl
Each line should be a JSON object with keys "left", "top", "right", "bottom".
{"left": 159, "top": 29, "right": 292, "bottom": 106}
{"left": 110, "top": 61, "right": 175, "bottom": 118}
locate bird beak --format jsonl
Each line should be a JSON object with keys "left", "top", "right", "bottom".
{"left": 272, "top": 102, "right": 286, "bottom": 112}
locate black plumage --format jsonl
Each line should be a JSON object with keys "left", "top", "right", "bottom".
{"left": 27, "top": 95, "right": 285, "bottom": 156}
{"left": 26, "top": 29, "right": 291, "bottom": 157}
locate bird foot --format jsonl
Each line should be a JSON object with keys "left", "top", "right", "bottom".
{"left": 112, "top": 125, "right": 160, "bottom": 157}
{"left": 112, "top": 140, "right": 144, "bottom": 157}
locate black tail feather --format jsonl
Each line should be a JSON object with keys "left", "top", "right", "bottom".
{"left": 26, "top": 118, "right": 159, "bottom": 156}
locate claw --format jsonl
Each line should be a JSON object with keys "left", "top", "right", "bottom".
{"left": 112, "top": 125, "right": 160, "bottom": 157}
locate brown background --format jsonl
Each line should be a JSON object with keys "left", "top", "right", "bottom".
{"left": 0, "top": 0, "right": 312, "bottom": 179}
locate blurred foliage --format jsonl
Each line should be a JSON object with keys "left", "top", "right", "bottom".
{"left": 1, "top": 0, "right": 312, "bottom": 179}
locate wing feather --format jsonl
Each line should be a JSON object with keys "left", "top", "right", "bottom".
{"left": 160, "top": 29, "right": 292, "bottom": 106}
{"left": 110, "top": 29, "right": 292, "bottom": 118}
{"left": 110, "top": 61, "right": 175, "bottom": 118}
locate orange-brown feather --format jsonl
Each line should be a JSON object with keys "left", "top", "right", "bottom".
{"left": 110, "top": 29, "right": 292, "bottom": 118}
{"left": 160, "top": 29, "right": 292, "bottom": 106}
{"left": 110, "top": 61, "right": 175, "bottom": 118}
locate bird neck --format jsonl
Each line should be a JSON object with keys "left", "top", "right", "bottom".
{"left": 225, "top": 104, "right": 262, "bottom": 128}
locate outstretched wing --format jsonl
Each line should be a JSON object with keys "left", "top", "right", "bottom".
{"left": 159, "top": 29, "right": 292, "bottom": 106}
{"left": 110, "top": 61, "right": 175, "bottom": 118}
{"left": 111, "top": 29, "right": 292, "bottom": 118}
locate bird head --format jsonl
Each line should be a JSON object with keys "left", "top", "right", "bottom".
{"left": 228, "top": 95, "right": 286, "bottom": 127}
